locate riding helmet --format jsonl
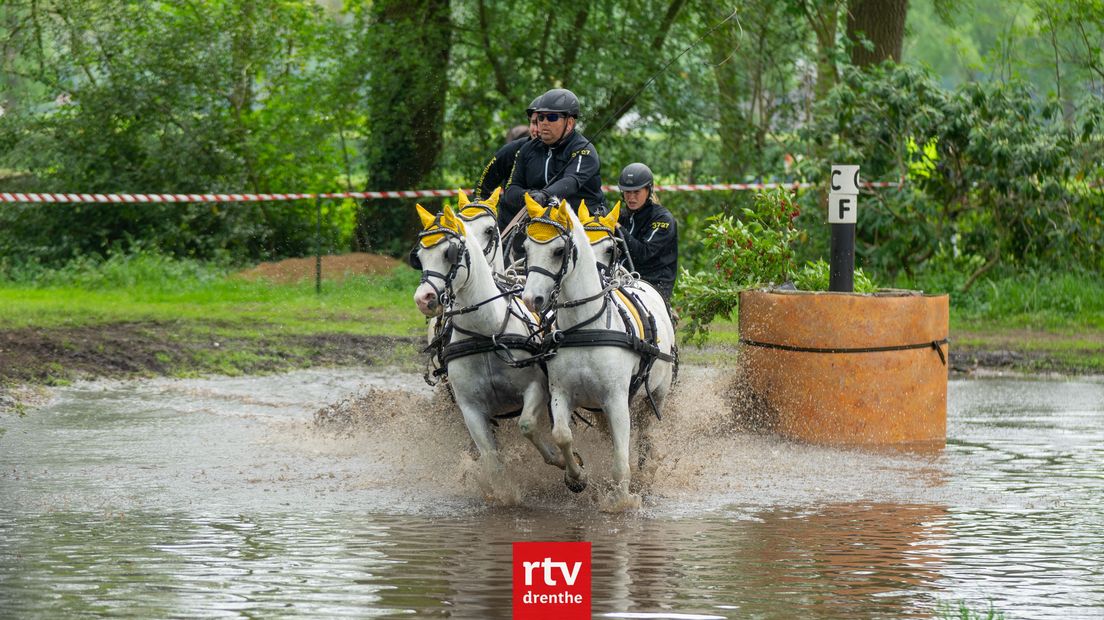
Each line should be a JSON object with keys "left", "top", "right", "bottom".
{"left": 533, "top": 88, "right": 580, "bottom": 118}
{"left": 618, "top": 163, "right": 654, "bottom": 192}
{"left": 525, "top": 95, "right": 541, "bottom": 117}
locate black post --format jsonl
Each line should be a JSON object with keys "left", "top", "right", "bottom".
{"left": 315, "top": 195, "right": 323, "bottom": 296}
{"left": 829, "top": 223, "right": 854, "bottom": 292}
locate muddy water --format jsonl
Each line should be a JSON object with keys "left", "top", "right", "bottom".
{"left": 1, "top": 368, "right": 1102, "bottom": 619}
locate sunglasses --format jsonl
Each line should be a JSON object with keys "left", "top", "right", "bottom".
{"left": 537, "top": 113, "right": 567, "bottom": 123}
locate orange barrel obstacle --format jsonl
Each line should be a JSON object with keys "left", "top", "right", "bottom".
{"left": 738, "top": 289, "right": 949, "bottom": 447}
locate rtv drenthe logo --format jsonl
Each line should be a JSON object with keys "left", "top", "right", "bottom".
{"left": 512, "top": 541, "right": 591, "bottom": 619}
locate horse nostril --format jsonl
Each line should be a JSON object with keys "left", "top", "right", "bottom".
{"left": 533, "top": 295, "right": 545, "bottom": 310}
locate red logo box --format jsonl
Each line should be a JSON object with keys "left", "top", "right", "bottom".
{"left": 512, "top": 541, "right": 591, "bottom": 620}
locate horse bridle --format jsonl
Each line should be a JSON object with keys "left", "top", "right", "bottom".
{"left": 409, "top": 222, "right": 470, "bottom": 308}
{"left": 583, "top": 221, "right": 620, "bottom": 276}
{"left": 524, "top": 209, "right": 578, "bottom": 311}
{"left": 458, "top": 203, "right": 501, "bottom": 264}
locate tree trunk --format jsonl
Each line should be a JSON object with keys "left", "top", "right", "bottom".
{"left": 356, "top": 0, "right": 451, "bottom": 256}
{"left": 798, "top": 0, "right": 842, "bottom": 103}
{"left": 702, "top": 1, "right": 750, "bottom": 181}
{"left": 846, "top": 0, "right": 909, "bottom": 67}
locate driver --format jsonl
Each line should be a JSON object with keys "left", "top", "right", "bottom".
{"left": 502, "top": 88, "right": 606, "bottom": 225}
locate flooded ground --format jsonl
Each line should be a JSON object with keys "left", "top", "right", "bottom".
{"left": 1, "top": 367, "right": 1101, "bottom": 618}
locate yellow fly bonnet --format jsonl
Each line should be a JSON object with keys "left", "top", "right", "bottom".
{"left": 416, "top": 203, "right": 466, "bottom": 248}
{"left": 524, "top": 194, "right": 572, "bottom": 243}
{"left": 456, "top": 187, "right": 501, "bottom": 221}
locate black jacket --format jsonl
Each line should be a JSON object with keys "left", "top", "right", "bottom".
{"left": 618, "top": 198, "right": 678, "bottom": 300}
{"left": 474, "top": 137, "right": 530, "bottom": 201}
{"left": 502, "top": 129, "right": 605, "bottom": 227}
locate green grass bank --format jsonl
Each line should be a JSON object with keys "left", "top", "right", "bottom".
{"left": 2, "top": 253, "right": 1102, "bottom": 403}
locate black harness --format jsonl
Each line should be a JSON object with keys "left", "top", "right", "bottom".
{"left": 410, "top": 214, "right": 547, "bottom": 386}
{"left": 524, "top": 209, "right": 677, "bottom": 419}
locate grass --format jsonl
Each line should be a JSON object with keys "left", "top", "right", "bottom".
{"left": 2, "top": 251, "right": 1102, "bottom": 381}
{"left": 673, "top": 269, "right": 1104, "bottom": 373}
{"left": 0, "top": 252, "right": 426, "bottom": 337}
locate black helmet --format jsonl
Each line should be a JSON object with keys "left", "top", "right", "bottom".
{"left": 618, "top": 163, "right": 654, "bottom": 192}
{"left": 533, "top": 88, "right": 580, "bottom": 118}
{"left": 525, "top": 95, "right": 541, "bottom": 117}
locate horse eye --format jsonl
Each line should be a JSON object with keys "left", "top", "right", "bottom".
{"left": 553, "top": 247, "right": 564, "bottom": 258}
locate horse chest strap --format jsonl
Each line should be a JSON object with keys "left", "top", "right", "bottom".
{"left": 439, "top": 335, "right": 539, "bottom": 366}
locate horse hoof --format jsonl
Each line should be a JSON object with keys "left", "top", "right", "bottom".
{"left": 564, "top": 472, "right": 587, "bottom": 494}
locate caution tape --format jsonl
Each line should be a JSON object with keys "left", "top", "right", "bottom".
{"left": 0, "top": 181, "right": 901, "bottom": 204}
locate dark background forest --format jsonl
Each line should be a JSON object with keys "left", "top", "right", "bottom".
{"left": 1, "top": 0, "right": 1101, "bottom": 291}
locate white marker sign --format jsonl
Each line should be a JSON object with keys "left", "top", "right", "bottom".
{"left": 830, "top": 165, "right": 860, "bottom": 194}
{"left": 828, "top": 193, "right": 858, "bottom": 223}
{"left": 828, "top": 164, "right": 860, "bottom": 224}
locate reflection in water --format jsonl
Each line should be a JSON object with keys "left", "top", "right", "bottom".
{"left": 0, "top": 505, "right": 951, "bottom": 619}
{"left": 0, "top": 371, "right": 1102, "bottom": 618}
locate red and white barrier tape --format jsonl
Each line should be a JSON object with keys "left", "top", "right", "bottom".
{"left": 0, "top": 181, "right": 901, "bottom": 204}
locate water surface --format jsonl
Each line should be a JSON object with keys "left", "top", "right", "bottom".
{"left": 1, "top": 368, "right": 1101, "bottom": 618}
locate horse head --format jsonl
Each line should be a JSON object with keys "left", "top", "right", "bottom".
{"left": 579, "top": 200, "right": 621, "bottom": 275}
{"left": 520, "top": 195, "right": 596, "bottom": 314}
{"left": 411, "top": 203, "right": 472, "bottom": 317}
{"left": 455, "top": 187, "right": 505, "bottom": 273}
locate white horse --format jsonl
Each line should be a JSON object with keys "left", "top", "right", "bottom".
{"left": 520, "top": 197, "right": 676, "bottom": 508}
{"left": 421, "top": 188, "right": 519, "bottom": 376}
{"left": 411, "top": 203, "right": 565, "bottom": 495}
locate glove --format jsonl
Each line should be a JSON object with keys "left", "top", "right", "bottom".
{"left": 527, "top": 190, "right": 549, "bottom": 207}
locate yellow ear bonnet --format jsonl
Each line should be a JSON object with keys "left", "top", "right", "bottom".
{"left": 526, "top": 200, "right": 572, "bottom": 243}
{"left": 417, "top": 203, "right": 466, "bottom": 248}
{"left": 580, "top": 200, "right": 615, "bottom": 244}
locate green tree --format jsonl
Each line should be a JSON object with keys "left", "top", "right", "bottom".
{"left": 354, "top": 0, "right": 451, "bottom": 256}
{"left": 0, "top": 0, "right": 359, "bottom": 265}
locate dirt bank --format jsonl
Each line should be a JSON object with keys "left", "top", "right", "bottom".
{"left": 234, "top": 252, "right": 404, "bottom": 284}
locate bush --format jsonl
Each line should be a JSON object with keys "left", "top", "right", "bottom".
{"left": 674, "top": 188, "right": 878, "bottom": 343}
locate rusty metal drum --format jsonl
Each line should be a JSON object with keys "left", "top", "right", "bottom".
{"left": 738, "top": 289, "right": 949, "bottom": 446}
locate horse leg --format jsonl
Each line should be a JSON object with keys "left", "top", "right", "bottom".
{"left": 518, "top": 380, "right": 564, "bottom": 469}
{"left": 604, "top": 392, "right": 640, "bottom": 509}
{"left": 456, "top": 399, "right": 501, "bottom": 481}
{"left": 550, "top": 391, "right": 587, "bottom": 492}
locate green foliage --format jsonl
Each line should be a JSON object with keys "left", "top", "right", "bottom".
{"left": 0, "top": 246, "right": 228, "bottom": 291}
{"left": 675, "top": 189, "right": 805, "bottom": 342}
{"left": 0, "top": 0, "right": 1100, "bottom": 311}
{"left": 795, "top": 63, "right": 1103, "bottom": 281}
{"left": 0, "top": 1, "right": 361, "bottom": 266}
{"left": 793, "top": 259, "right": 878, "bottom": 293}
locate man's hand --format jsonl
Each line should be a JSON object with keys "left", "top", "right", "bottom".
{"left": 526, "top": 190, "right": 549, "bottom": 206}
